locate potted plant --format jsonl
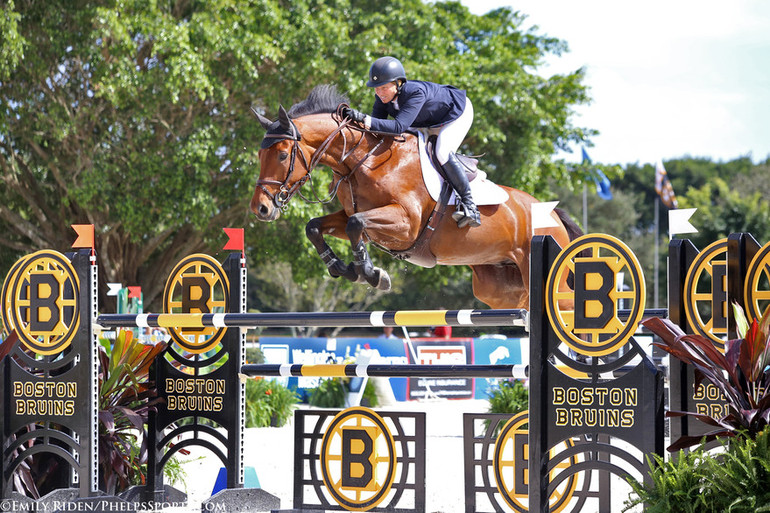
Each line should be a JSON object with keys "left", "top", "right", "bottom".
{"left": 97, "top": 329, "right": 167, "bottom": 494}
{"left": 244, "top": 378, "right": 299, "bottom": 427}
{"left": 622, "top": 304, "right": 770, "bottom": 511}
{"left": 487, "top": 379, "right": 529, "bottom": 416}
{"left": 308, "top": 377, "right": 348, "bottom": 408}
{"left": 641, "top": 303, "right": 770, "bottom": 449}
{"left": 0, "top": 329, "right": 175, "bottom": 496}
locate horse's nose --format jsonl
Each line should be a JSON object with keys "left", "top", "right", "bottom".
{"left": 250, "top": 193, "right": 278, "bottom": 221}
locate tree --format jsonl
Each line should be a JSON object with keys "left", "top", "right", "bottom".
{"left": 551, "top": 183, "right": 660, "bottom": 305}
{"left": 681, "top": 176, "right": 770, "bottom": 250}
{"left": 0, "top": 0, "right": 593, "bottom": 311}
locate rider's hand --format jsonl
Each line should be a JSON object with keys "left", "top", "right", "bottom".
{"left": 342, "top": 107, "right": 367, "bottom": 125}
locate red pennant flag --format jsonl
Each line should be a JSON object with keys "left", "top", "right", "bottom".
{"left": 71, "top": 224, "right": 95, "bottom": 249}
{"left": 223, "top": 228, "right": 244, "bottom": 251}
{"left": 127, "top": 286, "right": 142, "bottom": 299}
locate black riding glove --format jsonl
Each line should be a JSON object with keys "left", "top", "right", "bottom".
{"left": 342, "top": 107, "right": 367, "bottom": 124}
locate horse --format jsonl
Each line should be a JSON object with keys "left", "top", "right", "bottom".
{"left": 250, "top": 85, "right": 581, "bottom": 309}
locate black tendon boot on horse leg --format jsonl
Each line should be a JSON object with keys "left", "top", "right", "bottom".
{"left": 443, "top": 152, "right": 481, "bottom": 228}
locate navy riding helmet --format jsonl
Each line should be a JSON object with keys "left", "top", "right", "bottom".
{"left": 366, "top": 56, "right": 407, "bottom": 88}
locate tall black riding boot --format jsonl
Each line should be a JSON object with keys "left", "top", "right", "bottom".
{"left": 442, "top": 152, "right": 481, "bottom": 228}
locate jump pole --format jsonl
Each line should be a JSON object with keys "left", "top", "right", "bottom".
{"left": 94, "top": 308, "right": 665, "bottom": 330}
{"left": 95, "top": 308, "right": 528, "bottom": 329}
{"left": 240, "top": 363, "right": 529, "bottom": 380}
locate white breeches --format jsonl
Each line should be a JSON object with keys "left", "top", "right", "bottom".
{"left": 431, "top": 97, "right": 474, "bottom": 165}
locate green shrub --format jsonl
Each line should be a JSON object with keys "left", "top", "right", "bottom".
{"left": 245, "top": 378, "right": 299, "bottom": 427}
{"left": 487, "top": 380, "right": 528, "bottom": 415}
{"left": 624, "top": 428, "right": 770, "bottom": 513}
{"left": 308, "top": 377, "right": 348, "bottom": 408}
{"left": 307, "top": 377, "right": 380, "bottom": 409}
{"left": 245, "top": 345, "right": 265, "bottom": 364}
{"left": 361, "top": 379, "right": 379, "bottom": 408}
{"left": 623, "top": 449, "right": 709, "bottom": 513}
{"left": 699, "top": 428, "right": 770, "bottom": 512}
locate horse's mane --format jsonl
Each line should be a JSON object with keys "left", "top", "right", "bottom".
{"left": 288, "top": 84, "right": 349, "bottom": 118}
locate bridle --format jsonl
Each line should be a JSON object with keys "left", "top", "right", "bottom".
{"left": 256, "top": 118, "right": 312, "bottom": 209}
{"left": 256, "top": 106, "right": 387, "bottom": 210}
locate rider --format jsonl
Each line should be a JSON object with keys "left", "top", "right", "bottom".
{"left": 342, "top": 56, "right": 481, "bottom": 228}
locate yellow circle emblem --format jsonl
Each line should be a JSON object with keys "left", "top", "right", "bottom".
{"left": 2, "top": 254, "right": 30, "bottom": 335}
{"left": 6, "top": 251, "right": 80, "bottom": 355}
{"left": 744, "top": 239, "right": 770, "bottom": 323}
{"left": 320, "top": 407, "right": 397, "bottom": 511}
{"left": 683, "top": 239, "right": 728, "bottom": 349}
{"left": 546, "top": 234, "right": 646, "bottom": 357}
{"left": 163, "top": 254, "right": 229, "bottom": 354}
{"left": 494, "top": 411, "right": 578, "bottom": 512}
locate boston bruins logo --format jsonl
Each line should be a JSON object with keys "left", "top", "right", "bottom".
{"left": 683, "top": 239, "right": 728, "bottom": 349}
{"left": 494, "top": 411, "right": 579, "bottom": 512}
{"left": 163, "top": 254, "right": 229, "bottom": 354}
{"left": 320, "top": 407, "right": 397, "bottom": 511}
{"left": 546, "top": 234, "right": 646, "bottom": 357}
{"left": 744, "top": 239, "right": 770, "bottom": 323}
{"left": 5, "top": 251, "right": 80, "bottom": 355}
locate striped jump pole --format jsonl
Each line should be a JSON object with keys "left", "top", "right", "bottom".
{"left": 240, "top": 363, "right": 529, "bottom": 380}
{"left": 95, "top": 308, "right": 667, "bottom": 330}
{"left": 94, "top": 308, "right": 528, "bottom": 329}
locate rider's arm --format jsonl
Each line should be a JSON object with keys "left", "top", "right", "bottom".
{"left": 368, "top": 86, "right": 426, "bottom": 134}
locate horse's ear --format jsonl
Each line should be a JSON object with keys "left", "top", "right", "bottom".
{"left": 278, "top": 104, "right": 291, "bottom": 130}
{"left": 250, "top": 106, "right": 273, "bottom": 130}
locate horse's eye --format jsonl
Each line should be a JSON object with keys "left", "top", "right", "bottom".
{"left": 278, "top": 152, "right": 289, "bottom": 162}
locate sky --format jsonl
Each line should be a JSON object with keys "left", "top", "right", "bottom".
{"left": 460, "top": 0, "right": 770, "bottom": 166}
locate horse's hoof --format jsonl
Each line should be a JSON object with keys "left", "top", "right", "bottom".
{"left": 375, "top": 270, "right": 391, "bottom": 291}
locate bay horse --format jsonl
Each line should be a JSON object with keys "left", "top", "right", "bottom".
{"left": 250, "top": 85, "right": 581, "bottom": 309}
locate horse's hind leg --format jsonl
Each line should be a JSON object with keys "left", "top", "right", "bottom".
{"left": 471, "top": 264, "right": 528, "bottom": 309}
{"left": 306, "top": 211, "right": 358, "bottom": 282}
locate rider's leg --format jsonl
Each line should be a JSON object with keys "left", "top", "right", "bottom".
{"left": 442, "top": 153, "right": 481, "bottom": 228}
{"left": 435, "top": 98, "right": 481, "bottom": 228}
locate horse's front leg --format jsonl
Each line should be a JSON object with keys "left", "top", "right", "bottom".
{"left": 345, "top": 205, "right": 414, "bottom": 292}
{"left": 305, "top": 210, "right": 357, "bottom": 282}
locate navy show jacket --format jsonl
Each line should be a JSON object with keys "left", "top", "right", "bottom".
{"left": 368, "top": 80, "right": 467, "bottom": 134}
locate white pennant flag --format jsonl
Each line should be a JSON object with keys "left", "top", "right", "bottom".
{"left": 532, "top": 201, "right": 559, "bottom": 235}
{"left": 107, "top": 283, "right": 123, "bottom": 296}
{"left": 669, "top": 208, "right": 697, "bottom": 238}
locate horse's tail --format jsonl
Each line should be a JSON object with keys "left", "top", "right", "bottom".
{"left": 555, "top": 208, "right": 584, "bottom": 242}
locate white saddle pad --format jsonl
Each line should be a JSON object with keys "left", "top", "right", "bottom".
{"left": 417, "top": 131, "right": 508, "bottom": 205}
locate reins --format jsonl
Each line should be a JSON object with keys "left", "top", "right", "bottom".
{"left": 256, "top": 105, "right": 392, "bottom": 210}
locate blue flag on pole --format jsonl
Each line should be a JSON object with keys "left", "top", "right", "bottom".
{"left": 582, "top": 148, "right": 612, "bottom": 200}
